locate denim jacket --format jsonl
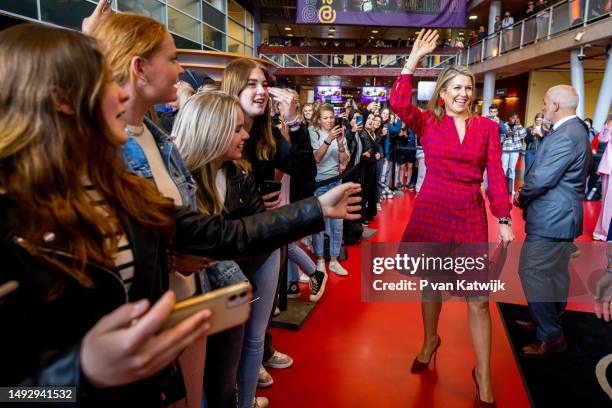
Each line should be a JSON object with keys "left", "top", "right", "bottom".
{"left": 122, "top": 117, "right": 197, "bottom": 210}
{"left": 121, "top": 118, "right": 248, "bottom": 293}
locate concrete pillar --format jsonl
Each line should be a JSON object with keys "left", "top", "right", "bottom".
{"left": 593, "top": 46, "right": 612, "bottom": 132}
{"left": 483, "top": 71, "right": 496, "bottom": 116}
{"left": 488, "top": 0, "right": 501, "bottom": 35}
{"left": 253, "top": 5, "right": 263, "bottom": 57}
{"left": 570, "top": 48, "right": 586, "bottom": 119}
{"left": 481, "top": 0, "right": 501, "bottom": 114}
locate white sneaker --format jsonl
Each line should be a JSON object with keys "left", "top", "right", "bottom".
{"left": 316, "top": 258, "right": 326, "bottom": 274}
{"left": 263, "top": 350, "right": 293, "bottom": 369}
{"left": 329, "top": 260, "right": 348, "bottom": 276}
{"left": 299, "top": 272, "right": 310, "bottom": 283}
{"left": 257, "top": 366, "right": 273, "bottom": 388}
{"left": 253, "top": 396, "right": 269, "bottom": 408}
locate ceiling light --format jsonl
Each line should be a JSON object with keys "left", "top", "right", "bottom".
{"left": 328, "top": 33, "right": 334, "bottom": 37}
{"left": 287, "top": 33, "right": 294, "bottom": 37}
{"left": 369, "top": 36, "right": 374, "bottom": 39}
{"left": 371, "top": 29, "right": 379, "bottom": 34}
{"left": 415, "top": 31, "right": 420, "bottom": 35}
{"left": 329, "top": 27, "right": 336, "bottom": 32}
{"left": 469, "top": 15, "right": 478, "bottom": 20}
{"left": 284, "top": 27, "right": 292, "bottom": 31}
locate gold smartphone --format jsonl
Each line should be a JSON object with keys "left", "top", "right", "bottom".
{"left": 160, "top": 281, "right": 252, "bottom": 334}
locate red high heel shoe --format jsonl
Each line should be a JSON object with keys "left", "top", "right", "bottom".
{"left": 410, "top": 337, "right": 441, "bottom": 373}
{"left": 472, "top": 368, "right": 497, "bottom": 408}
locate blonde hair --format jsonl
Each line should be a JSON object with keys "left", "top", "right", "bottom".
{"left": 172, "top": 90, "right": 241, "bottom": 215}
{"left": 91, "top": 12, "right": 167, "bottom": 86}
{"left": 427, "top": 65, "right": 475, "bottom": 123}
{"left": 177, "top": 84, "right": 195, "bottom": 109}
{"left": 221, "top": 58, "right": 276, "bottom": 161}
{"left": 313, "top": 103, "right": 335, "bottom": 131}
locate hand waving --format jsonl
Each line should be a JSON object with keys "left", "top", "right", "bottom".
{"left": 403, "top": 29, "right": 439, "bottom": 74}
{"left": 268, "top": 87, "right": 298, "bottom": 123}
{"left": 412, "top": 29, "right": 439, "bottom": 60}
{"left": 82, "top": 0, "right": 112, "bottom": 34}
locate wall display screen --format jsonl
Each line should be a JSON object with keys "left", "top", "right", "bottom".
{"left": 316, "top": 86, "right": 342, "bottom": 103}
{"left": 361, "top": 86, "right": 388, "bottom": 102}
{"left": 417, "top": 81, "right": 437, "bottom": 102}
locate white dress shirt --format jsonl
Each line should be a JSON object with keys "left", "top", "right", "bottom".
{"left": 552, "top": 115, "right": 577, "bottom": 131}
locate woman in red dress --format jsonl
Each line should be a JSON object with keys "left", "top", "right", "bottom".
{"left": 390, "top": 30, "right": 515, "bottom": 407}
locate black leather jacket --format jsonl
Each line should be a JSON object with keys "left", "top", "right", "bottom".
{"left": 222, "top": 163, "right": 269, "bottom": 278}
{"left": 245, "top": 123, "right": 316, "bottom": 202}
{"left": 525, "top": 125, "right": 549, "bottom": 153}
{"left": 0, "top": 191, "right": 324, "bottom": 406}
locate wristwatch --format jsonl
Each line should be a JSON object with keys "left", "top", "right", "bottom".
{"left": 498, "top": 217, "right": 512, "bottom": 225}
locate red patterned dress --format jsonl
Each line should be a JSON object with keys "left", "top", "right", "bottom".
{"left": 390, "top": 74, "right": 511, "bottom": 243}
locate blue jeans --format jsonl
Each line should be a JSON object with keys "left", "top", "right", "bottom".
{"left": 287, "top": 242, "right": 316, "bottom": 282}
{"left": 519, "top": 234, "right": 574, "bottom": 342}
{"left": 237, "top": 250, "right": 280, "bottom": 408}
{"left": 312, "top": 181, "right": 343, "bottom": 258}
{"left": 524, "top": 151, "right": 536, "bottom": 173}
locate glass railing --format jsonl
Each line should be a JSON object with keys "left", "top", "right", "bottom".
{"left": 460, "top": 0, "right": 611, "bottom": 65}
{"left": 260, "top": 52, "right": 459, "bottom": 70}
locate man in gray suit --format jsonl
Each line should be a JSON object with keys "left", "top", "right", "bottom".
{"left": 512, "top": 85, "right": 591, "bottom": 358}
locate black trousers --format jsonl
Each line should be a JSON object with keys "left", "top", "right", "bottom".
{"left": 362, "top": 163, "right": 378, "bottom": 220}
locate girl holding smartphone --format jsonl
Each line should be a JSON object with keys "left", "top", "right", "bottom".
{"left": 309, "top": 104, "right": 350, "bottom": 276}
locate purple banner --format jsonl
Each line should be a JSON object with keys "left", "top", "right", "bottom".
{"left": 297, "top": 0, "right": 466, "bottom": 28}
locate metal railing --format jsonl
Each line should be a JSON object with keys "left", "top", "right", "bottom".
{"left": 459, "top": 0, "right": 612, "bottom": 66}
{"left": 259, "top": 52, "right": 460, "bottom": 70}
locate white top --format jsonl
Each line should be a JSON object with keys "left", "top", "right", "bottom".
{"left": 552, "top": 115, "right": 577, "bottom": 131}
{"left": 215, "top": 167, "right": 227, "bottom": 206}
{"left": 133, "top": 126, "right": 183, "bottom": 206}
{"left": 309, "top": 128, "right": 349, "bottom": 180}
{"left": 83, "top": 182, "right": 135, "bottom": 292}
{"left": 132, "top": 126, "right": 195, "bottom": 300}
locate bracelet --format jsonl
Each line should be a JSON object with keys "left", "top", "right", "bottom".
{"left": 285, "top": 118, "right": 300, "bottom": 127}
{"left": 498, "top": 217, "right": 512, "bottom": 225}
{"left": 324, "top": 140, "right": 331, "bottom": 146}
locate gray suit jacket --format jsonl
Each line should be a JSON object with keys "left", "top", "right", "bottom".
{"left": 518, "top": 117, "right": 591, "bottom": 239}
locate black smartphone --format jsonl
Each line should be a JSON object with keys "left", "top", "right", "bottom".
{"left": 334, "top": 117, "right": 344, "bottom": 128}
{"left": 258, "top": 180, "right": 282, "bottom": 197}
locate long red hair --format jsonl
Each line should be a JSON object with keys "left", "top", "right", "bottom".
{"left": 0, "top": 24, "right": 175, "bottom": 296}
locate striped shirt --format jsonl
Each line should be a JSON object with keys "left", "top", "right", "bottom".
{"left": 83, "top": 182, "right": 135, "bottom": 291}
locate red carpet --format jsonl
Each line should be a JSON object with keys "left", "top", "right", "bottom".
{"left": 261, "top": 191, "right": 601, "bottom": 407}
